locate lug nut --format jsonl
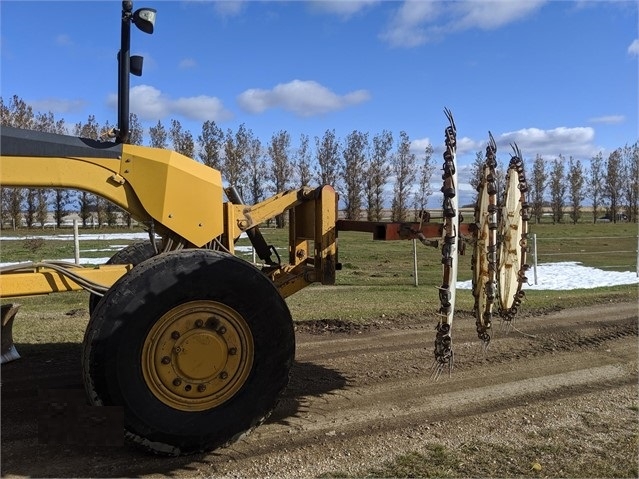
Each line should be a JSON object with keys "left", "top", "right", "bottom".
{"left": 173, "top": 378, "right": 182, "bottom": 386}
{"left": 228, "top": 347, "right": 237, "bottom": 356}
{"left": 185, "top": 385, "right": 192, "bottom": 391}
{"left": 161, "top": 356, "right": 171, "bottom": 364}
{"left": 197, "top": 384, "right": 206, "bottom": 392}
{"left": 218, "top": 326, "right": 227, "bottom": 335}
{"left": 171, "top": 331, "right": 180, "bottom": 340}
{"left": 195, "top": 319, "right": 203, "bottom": 328}
{"left": 219, "top": 371, "right": 228, "bottom": 380}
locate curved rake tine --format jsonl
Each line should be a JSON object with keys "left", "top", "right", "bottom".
{"left": 510, "top": 142, "right": 522, "bottom": 160}
{"left": 443, "top": 107, "right": 456, "bottom": 132}
{"left": 430, "top": 358, "right": 453, "bottom": 380}
{"left": 488, "top": 131, "right": 497, "bottom": 154}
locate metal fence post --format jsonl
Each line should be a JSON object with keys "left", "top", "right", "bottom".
{"left": 74, "top": 219, "right": 80, "bottom": 265}
{"left": 412, "top": 239, "right": 418, "bottom": 287}
{"left": 533, "top": 233, "right": 538, "bottom": 285}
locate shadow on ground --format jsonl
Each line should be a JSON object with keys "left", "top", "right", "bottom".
{"left": 1, "top": 342, "right": 347, "bottom": 478}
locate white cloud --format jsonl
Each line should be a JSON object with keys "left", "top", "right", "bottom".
{"left": 456, "top": 136, "right": 480, "bottom": 156}
{"left": 173, "top": 95, "right": 231, "bottom": 122}
{"left": 589, "top": 115, "right": 624, "bottom": 125}
{"left": 55, "top": 34, "right": 72, "bottom": 46}
{"left": 237, "top": 79, "right": 370, "bottom": 117}
{"left": 178, "top": 58, "right": 197, "bottom": 69}
{"left": 308, "top": 0, "right": 379, "bottom": 18}
{"left": 410, "top": 137, "right": 433, "bottom": 155}
{"left": 453, "top": 0, "right": 546, "bottom": 31}
{"left": 213, "top": 0, "right": 246, "bottom": 17}
{"left": 380, "top": 0, "right": 546, "bottom": 47}
{"left": 496, "top": 126, "right": 596, "bottom": 158}
{"left": 30, "top": 98, "right": 87, "bottom": 114}
{"left": 106, "top": 84, "right": 233, "bottom": 122}
{"left": 380, "top": 1, "right": 440, "bottom": 48}
{"left": 628, "top": 39, "right": 639, "bottom": 56}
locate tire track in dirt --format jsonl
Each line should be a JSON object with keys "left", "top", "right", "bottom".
{"left": 1, "top": 302, "right": 637, "bottom": 478}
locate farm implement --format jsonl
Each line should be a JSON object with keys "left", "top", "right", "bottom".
{"left": 0, "top": 1, "right": 529, "bottom": 456}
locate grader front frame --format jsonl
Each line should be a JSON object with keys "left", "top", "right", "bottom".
{"left": 0, "top": 1, "right": 530, "bottom": 457}
{"left": 0, "top": 119, "right": 470, "bottom": 455}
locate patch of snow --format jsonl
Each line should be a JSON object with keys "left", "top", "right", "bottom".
{"left": 457, "top": 261, "right": 639, "bottom": 291}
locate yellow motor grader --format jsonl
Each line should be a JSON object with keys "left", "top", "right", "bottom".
{"left": 0, "top": 2, "right": 529, "bottom": 456}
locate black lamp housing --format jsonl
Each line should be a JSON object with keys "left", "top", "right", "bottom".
{"left": 116, "top": 1, "right": 156, "bottom": 144}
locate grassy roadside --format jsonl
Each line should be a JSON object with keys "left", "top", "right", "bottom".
{"left": 1, "top": 222, "right": 637, "bottom": 335}
{"left": 2, "top": 223, "right": 638, "bottom": 478}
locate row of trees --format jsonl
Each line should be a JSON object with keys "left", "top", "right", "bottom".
{"left": 466, "top": 143, "right": 638, "bottom": 225}
{"left": 0, "top": 95, "right": 437, "bottom": 229}
{"left": 524, "top": 146, "right": 638, "bottom": 224}
{"left": 1, "top": 94, "right": 637, "bottom": 229}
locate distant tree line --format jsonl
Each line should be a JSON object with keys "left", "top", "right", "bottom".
{"left": 1, "top": 94, "right": 637, "bottom": 229}
{"left": 466, "top": 142, "right": 638, "bottom": 225}
{"left": 524, "top": 146, "right": 639, "bottom": 224}
{"left": 0, "top": 95, "right": 439, "bottom": 229}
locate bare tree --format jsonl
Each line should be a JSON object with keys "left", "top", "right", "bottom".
{"left": 604, "top": 148, "right": 623, "bottom": 223}
{"left": 1, "top": 186, "right": 23, "bottom": 229}
{"left": 293, "top": 134, "right": 313, "bottom": 187}
{"left": 75, "top": 116, "right": 101, "bottom": 227}
{"left": 148, "top": 120, "right": 168, "bottom": 148}
{"left": 468, "top": 150, "right": 485, "bottom": 205}
{"left": 341, "top": 130, "right": 368, "bottom": 220}
{"left": 198, "top": 120, "right": 224, "bottom": 170}
{"left": 0, "top": 95, "right": 34, "bottom": 129}
{"left": 315, "top": 129, "right": 341, "bottom": 189}
{"left": 52, "top": 189, "right": 72, "bottom": 227}
{"left": 128, "top": 113, "right": 144, "bottom": 146}
{"left": 620, "top": 142, "right": 639, "bottom": 223}
{"left": 588, "top": 152, "right": 605, "bottom": 223}
{"left": 34, "top": 111, "right": 67, "bottom": 134}
{"left": 169, "top": 119, "right": 195, "bottom": 157}
{"left": 25, "top": 188, "right": 37, "bottom": 228}
{"left": 390, "top": 131, "right": 416, "bottom": 222}
{"left": 549, "top": 156, "right": 566, "bottom": 224}
{"left": 365, "top": 130, "right": 393, "bottom": 221}
{"left": 223, "top": 124, "right": 250, "bottom": 199}
{"left": 246, "top": 136, "right": 267, "bottom": 205}
{"left": 413, "top": 143, "right": 436, "bottom": 219}
{"left": 267, "top": 130, "right": 292, "bottom": 228}
{"left": 35, "top": 189, "right": 48, "bottom": 228}
{"left": 567, "top": 156, "right": 585, "bottom": 224}
{"left": 529, "top": 154, "right": 547, "bottom": 223}
{"left": 0, "top": 95, "right": 35, "bottom": 228}
{"left": 77, "top": 189, "right": 94, "bottom": 227}
{"left": 33, "top": 110, "right": 67, "bottom": 227}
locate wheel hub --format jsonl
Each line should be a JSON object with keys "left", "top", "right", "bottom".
{"left": 142, "top": 300, "right": 253, "bottom": 411}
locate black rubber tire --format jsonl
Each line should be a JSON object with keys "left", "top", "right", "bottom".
{"left": 88, "top": 241, "right": 157, "bottom": 314}
{"left": 82, "top": 249, "right": 295, "bottom": 456}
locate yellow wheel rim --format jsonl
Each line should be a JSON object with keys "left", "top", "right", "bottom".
{"left": 141, "top": 300, "right": 254, "bottom": 412}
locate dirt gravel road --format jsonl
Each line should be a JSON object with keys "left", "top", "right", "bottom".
{"left": 2, "top": 301, "right": 638, "bottom": 478}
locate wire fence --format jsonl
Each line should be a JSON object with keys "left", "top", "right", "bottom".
{"left": 530, "top": 234, "right": 639, "bottom": 283}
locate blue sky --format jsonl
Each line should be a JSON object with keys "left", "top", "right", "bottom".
{"left": 1, "top": 1, "right": 637, "bottom": 205}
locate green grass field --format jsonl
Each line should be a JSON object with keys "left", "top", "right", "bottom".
{"left": 1, "top": 222, "right": 637, "bottom": 477}
{"left": 1, "top": 221, "right": 637, "bottom": 325}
